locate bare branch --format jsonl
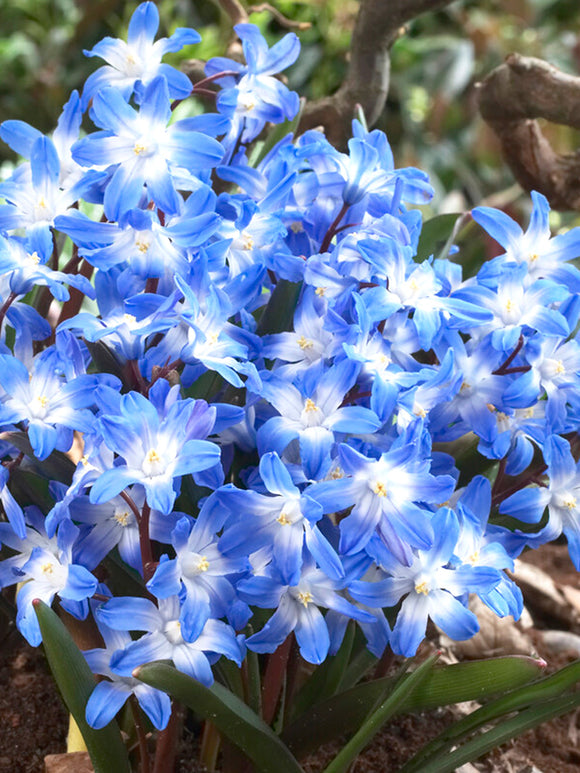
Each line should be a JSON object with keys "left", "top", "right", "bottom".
{"left": 214, "top": 0, "right": 249, "bottom": 26}
{"left": 212, "top": 0, "right": 249, "bottom": 58}
{"left": 477, "top": 54, "right": 580, "bottom": 211}
{"left": 248, "top": 4, "right": 311, "bottom": 30}
{"left": 298, "top": 0, "right": 458, "bottom": 147}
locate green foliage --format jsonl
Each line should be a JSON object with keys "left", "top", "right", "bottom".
{"left": 34, "top": 600, "right": 130, "bottom": 773}
{"left": 135, "top": 661, "right": 304, "bottom": 773}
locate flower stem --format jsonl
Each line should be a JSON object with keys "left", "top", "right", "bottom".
{"left": 261, "top": 635, "right": 293, "bottom": 725}
{"left": 320, "top": 202, "right": 349, "bottom": 254}
{"left": 129, "top": 695, "right": 151, "bottom": 773}
{"left": 153, "top": 703, "right": 181, "bottom": 773}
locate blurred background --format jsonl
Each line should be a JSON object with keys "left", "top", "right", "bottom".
{"left": 1, "top": 0, "right": 580, "bottom": 223}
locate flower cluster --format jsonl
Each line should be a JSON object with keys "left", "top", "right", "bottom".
{"left": 1, "top": 1, "right": 580, "bottom": 732}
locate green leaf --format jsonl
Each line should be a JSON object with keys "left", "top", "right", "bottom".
{"left": 135, "top": 662, "right": 304, "bottom": 773}
{"left": 9, "top": 468, "right": 53, "bottom": 511}
{"left": 257, "top": 280, "right": 302, "bottom": 336}
{"left": 34, "top": 600, "right": 130, "bottom": 773}
{"left": 415, "top": 213, "right": 460, "bottom": 262}
{"left": 322, "top": 652, "right": 439, "bottom": 773}
{"left": 400, "top": 657, "right": 580, "bottom": 773}
{"left": 0, "top": 431, "right": 75, "bottom": 482}
{"left": 281, "top": 655, "right": 546, "bottom": 758}
{"left": 338, "top": 647, "right": 378, "bottom": 692}
{"left": 84, "top": 340, "right": 125, "bottom": 383}
{"left": 411, "top": 692, "right": 580, "bottom": 773}
{"left": 291, "top": 622, "right": 356, "bottom": 719}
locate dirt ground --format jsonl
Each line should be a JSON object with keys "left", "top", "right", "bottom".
{"left": 1, "top": 541, "right": 580, "bottom": 773}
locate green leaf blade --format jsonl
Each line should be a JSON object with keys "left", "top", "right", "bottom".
{"left": 282, "top": 655, "right": 546, "bottom": 758}
{"left": 135, "top": 662, "right": 304, "bottom": 773}
{"left": 34, "top": 600, "right": 130, "bottom": 773}
{"left": 322, "top": 652, "right": 440, "bottom": 773}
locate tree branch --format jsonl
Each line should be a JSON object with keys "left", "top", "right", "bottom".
{"left": 298, "top": 0, "right": 458, "bottom": 147}
{"left": 477, "top": 53, "right": 580, "bottom": 211}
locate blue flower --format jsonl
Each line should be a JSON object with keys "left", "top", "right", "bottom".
{"left": 238, "top": 558, "right": 374, "bottom": 664}
{"left": 310, "top": 432, "right": 455, "bottom": 562}
{"left": 472, "top": 190, "right": 580, "bottom": 290}
{"left": 82, "top": 1, "right": 199, "bottom": 107}
{"left": 147, "top": 498, "right": 250, "bottom": 640}
{"left": 500, "top": 435, "right": 580, "bottom": 569}
{"left": 72, "top": 77, "right": 225, "bottom": 220}
{"left": 0, "top": 136, "right": 102, "bottom": 258}
{"left": 98, "top": 595, "right": 243, "bottom": 686}
{"left": 0, "top": 348, "right": 101, "bottom": 461}
{"left": 89, "top": 383, "right": 222, "bottom": 514}
{"left": 207, "top": 23, "right": 300, "bottom": 147}
{"left": 350, "top": 509, "right": 498, "bottom": 656}
{"left": 13, "top": 519, "right": 97, "bottom": 646}
{"left": 257, "top": 359, "right": 381, "bottom": 480}
{"left": 218, "top": 452, "right": 343, "bottom": 585}
{"left": 84, "top": 600, "right": 171, "bottom": 730}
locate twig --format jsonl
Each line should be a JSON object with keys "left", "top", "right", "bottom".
{"left": 477, "top": 54, "right": 580, "bottom": 211}
{"left": 248, "top": 4, "right": 311, "bottom": 30}
{"left": 298, "top": 0, "right": 457, "bottom": 147}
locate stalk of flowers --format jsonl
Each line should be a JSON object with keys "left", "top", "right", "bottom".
{"left": 1, "top": 3, "right": 580, "bottom": 772}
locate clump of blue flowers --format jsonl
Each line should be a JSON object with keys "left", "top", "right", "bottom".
{"left": 2, "top": 3, "right": 580, "bottom": 769}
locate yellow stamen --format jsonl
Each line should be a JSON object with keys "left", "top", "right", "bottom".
{"left": 197, "top": 556, "right": 209, "bottom": 572}
{"left": 146, "top": 449, "right": 161, "bottom": 464}
{"left": 297, "top": 591, "right": 312, "bottom": 607}
{"left": 415, "top": 581, "right": 429, "bottom": 595}
{"left": 304, "top": 398, "right": 319, "bottom": 413}
{"left": 277, "top": 512, "right": 291, "bottom": 525}
{"left": 114, "top": 511, "right": 130, "bottom": 527}
{"left": 297, "top": 336, "right": 314, "bottom": 350}
{"left": 373, "top": 481, "right": 388, "bottom": 497}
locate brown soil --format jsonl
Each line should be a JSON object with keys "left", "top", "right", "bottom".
{"left": 1, "top": 542, "right": 580, "bottom": 773}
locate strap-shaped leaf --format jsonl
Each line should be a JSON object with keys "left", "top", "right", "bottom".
{"left": 291, "top": 622, "right": 356, "bottom": 719}
{"left": 322, "top": 652, "right": 439, "bottom": 773}
{"left": 400, "top": 657, "right": 580, "bottom": 773}
{"left": 282, "top": 655, "right": 546, "bottom": 757}
{"left": 257, "top": 279, "right": 302, "bottom": 337}
{"left": 415, "top": 213, "right": 461, "bottom": 262}
{"left": 411, "top": 692, "right": 580, "bottom": 773}
{"left": 0, "top": 430, "right": 76, "bottom": 482}
{"left": 34, "top": 600, "right": 130, "bottom": 773}
{"left": 135, "top": 662, "right": 304, "bottom": 773}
